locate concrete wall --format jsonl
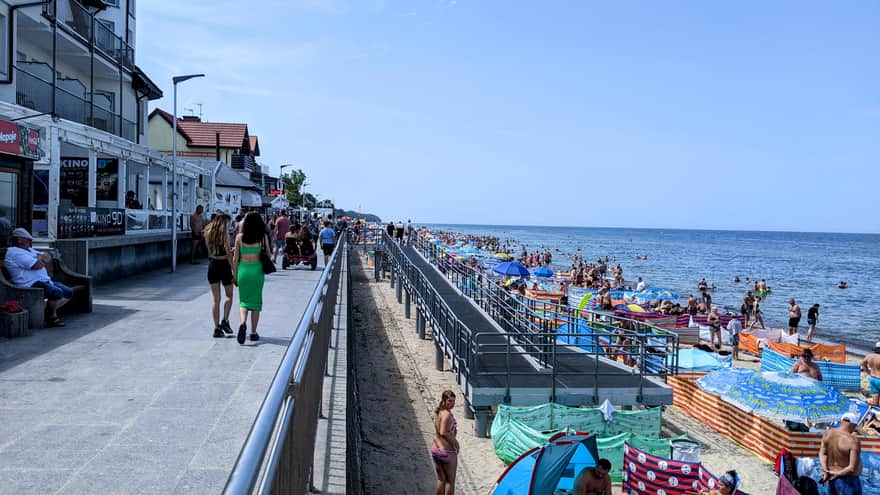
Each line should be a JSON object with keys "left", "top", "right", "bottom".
{"left": 56, "top": 233, "right": 194, "bottom": 285}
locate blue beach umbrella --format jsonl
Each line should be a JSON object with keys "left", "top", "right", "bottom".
{"left": 534, "top": 267, "right": 554, "bottom": 278}
{"left": 669, "top": 349, "right": 724, "bottom": 372}
{"left": 493, "top": 261, "right": 531, "bottom": 279}
{"left": 723, "top": 371, "right": 851, "bottom": 423}
{"left": 696, "top": 367, "right": 755, "bottom": 396}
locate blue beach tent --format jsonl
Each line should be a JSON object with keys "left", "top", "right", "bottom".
{"left": 534, "top": 266, "right": 554, "bottom": 277}
{"left": 491, "top": 432, "right": 599, "bottom": 495}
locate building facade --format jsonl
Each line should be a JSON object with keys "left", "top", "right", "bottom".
{"left": 0, "top": 0, "right": 203, "bottom": 282}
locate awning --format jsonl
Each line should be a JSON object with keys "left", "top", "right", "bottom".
{"left": 241, "top": 190, "right": 262, "bottom": 207}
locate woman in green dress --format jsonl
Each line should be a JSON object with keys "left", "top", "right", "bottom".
{"left": 232, "top": 212, "right": 270, "bottom": 344}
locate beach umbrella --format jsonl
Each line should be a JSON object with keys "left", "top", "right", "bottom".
{"left": 669, "top": 349, "right": 724, "bottom": 372}
{"left": 626, "top": 303, "right": 646, "bottom": 313}
{"left": 495, "top": 252, "right": 512, "bottom": 260}
{"left": 493, "top": 261, "right": 531, "bottom": 279}
{"left": 722, "top": 371, "right": 851, "bottom": 423}
{"left": 696, "top": 367, "right": 755, "bottom": 396}
{"left": 534, "top": 267, "right": 554, "bottom": 278}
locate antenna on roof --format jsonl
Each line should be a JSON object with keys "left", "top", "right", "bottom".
{"left": 195, "top": 103, "right": 204, "bottom": 121}
{"left": 184, "top": 107, "right": 195, "bottom": 116}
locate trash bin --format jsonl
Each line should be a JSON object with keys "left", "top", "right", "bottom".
{"left": 670, "top": 439, "right": 701, "bottom": 462}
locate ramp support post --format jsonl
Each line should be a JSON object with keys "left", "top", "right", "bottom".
{"left": 416, "top": 312, "right": 425, "bottom": 339}
{"left": 474, "top": 408, "right": 491, "bottom": 438}
{"left": 463, "top": 398, "right": 475, "bottom": 419}
{"left": 404, "top": 289, "right": 411, "bottom": 318}
{"left": 434, "top": 341, "right": 444, "bottom": 371}
{"left": 374, "top": 251, "right": 381, "bottom": 281}
{"left": 396, "top": 273, "right": 403, "bottom": 303}
{"left": 389, "top": 266, "right": 395, "bottom": 288}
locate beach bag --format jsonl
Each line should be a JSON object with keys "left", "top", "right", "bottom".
{"left": 260, "top": 238, "right": 276, "bottom": 275}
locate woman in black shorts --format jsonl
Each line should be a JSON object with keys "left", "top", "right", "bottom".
{"left": 205, "top": 213, "right": 235, "bottom": 338}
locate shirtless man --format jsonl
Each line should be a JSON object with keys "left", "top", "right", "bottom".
{"left": 860, "top": 343, "right": 880, "bottom": 406}
{"left": 791, "top": 349, "right": 823, "bottom": 381}
{"left": 190, "top": 205, "right": 204, "bottom": 264}
{"left": 820, "top": 413, "right": 862, "bottom": 494}
{"left": 573, "top": 458, "right": 612, "bottom": 495}
{"left": 788, "top": 298, "right": 802, "bottom": 336}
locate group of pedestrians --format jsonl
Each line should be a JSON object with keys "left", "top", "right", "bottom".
{"left": 197, "top": 208, "right": 343, "bottom": 343}
{"left": 201, "top": 211, "right": 268, "bottom": 344}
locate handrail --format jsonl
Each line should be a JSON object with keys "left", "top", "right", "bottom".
{"left": 224, "top": 236, "right": 346, "bottom": 494}
{"left": 374, "top": 227, "right": 679, "bottom": 404}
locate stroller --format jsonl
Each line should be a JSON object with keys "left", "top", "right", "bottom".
{"left": 281, "top": 235, "right": 317, "bottom": 270}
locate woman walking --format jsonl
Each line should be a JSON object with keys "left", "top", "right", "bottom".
{"left": 432, "top": 390, "right": 459, "bottom": 495}
{"left": 205, "top": 213, "right": 234, "bottom": 338}
{"left": 233, "top": 212, "right": 269, "bottom": 344}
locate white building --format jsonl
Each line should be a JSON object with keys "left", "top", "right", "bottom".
{"left": 0, "top": 0, "right": 202, "bottom": 281}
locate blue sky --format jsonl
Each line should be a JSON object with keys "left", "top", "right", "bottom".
{"left": 138, "top": 1, "right": 879, "bottom": 233}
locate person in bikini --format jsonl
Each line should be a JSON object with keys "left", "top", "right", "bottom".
{"left": 861, "top": 343, "right": 880, "bottom": 407}
{"left": 432, "top": 390, "right": 460, "bottom": 495}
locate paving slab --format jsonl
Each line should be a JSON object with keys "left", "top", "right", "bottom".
{"left": 0, "top": 260, "right": 322, "bottom": 494}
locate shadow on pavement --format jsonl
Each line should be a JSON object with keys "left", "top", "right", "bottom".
{"left": 0, "top": 303, "right": 137, "bottom": 373}
{"left": 93, "top": 263, "right": 209, "bottom": 303}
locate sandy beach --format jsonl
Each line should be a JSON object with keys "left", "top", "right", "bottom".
{"left": 352, "top": 252, "right": 787, "bottom": 494}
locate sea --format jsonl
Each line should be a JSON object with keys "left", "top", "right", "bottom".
{"left": 426, "top": 224, "right": 880, "bottom": 350}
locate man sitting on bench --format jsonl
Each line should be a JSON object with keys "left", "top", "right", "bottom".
{"left": 4, "top": 228, "right": 72, "bottom": 327}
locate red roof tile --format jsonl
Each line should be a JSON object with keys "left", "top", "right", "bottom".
{"left": 178, "top": 121, "right": 247, "bottom": 148}
{"left": 149, "top": 108, "right": 249, "bottom": 149}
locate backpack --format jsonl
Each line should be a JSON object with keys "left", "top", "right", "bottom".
{"left": 793, "top": 476, "right": 819, "bottom": 495}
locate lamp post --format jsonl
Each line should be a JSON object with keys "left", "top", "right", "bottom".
{"left": 171, "top": 73, "right": 204, "bottom": 272}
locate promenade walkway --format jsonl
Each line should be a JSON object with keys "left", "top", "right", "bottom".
{"left": 0, "top": 261, "right": 323, "bottom": 494}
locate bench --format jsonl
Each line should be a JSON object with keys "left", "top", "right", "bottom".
{"left": 0, "top": 251, "right": 92, "bottom": 329}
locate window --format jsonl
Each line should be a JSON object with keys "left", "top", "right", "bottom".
{"left": 103, "top": 0, "right": 119, "bottom": 7}
{"left": 0, "top": 169, "right": 19, "bottom": 241}
{"left": 128, "top": 0, "right": 136, "bottom": 17}
{"left": 0, "top": 14, "right": 6, "bottom": 80}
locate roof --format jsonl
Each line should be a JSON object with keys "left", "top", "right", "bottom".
{"left": 149, "top": 108, "right": 249, "bottom": 149}
{"left": 132, "top": 66, "right": 163, "bottom": 100}
{"left": 248, "top": 136, "right": 260, "bottom": 157}
{"left": 215, "top": 165, "right": 261, "bottom": 190}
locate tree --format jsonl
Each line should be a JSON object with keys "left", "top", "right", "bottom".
{"left": 281, "top": 169, "right": 306, "bottom": 206}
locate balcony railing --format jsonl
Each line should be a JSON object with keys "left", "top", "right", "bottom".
{"left": 43, "top": 0, "right": 134, "bottom": 70}
{"left": 230, "top": 154, "right": 257, "bottom": 171}
{"left": 15, "top": 65, "right": 138, "bottom": 142}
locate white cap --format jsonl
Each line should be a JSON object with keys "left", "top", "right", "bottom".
{"left": 841, "top": 412, "right": 860, "bottom": 423}
{"left": 10, "top": 228, "right": 32, "bottom": 240}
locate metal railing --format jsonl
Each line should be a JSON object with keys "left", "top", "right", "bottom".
{"left": 225, "top": 236, "right": 346, "bottom": 494}
{"left": 44, "top": 0, "right": 135, "bottom": 70}
{"left": 15, "top": 65, "right": 136, "bottom": 141}
{"left": 376, "top": 228, "right": 679, "bottom": 404}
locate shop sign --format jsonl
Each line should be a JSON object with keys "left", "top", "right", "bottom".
{"left": 58, "top": 206, "right": 126, "bottom": 239}
{"left": 60, "top": 158, "right": 89, "bottom": 206}
{"left": 0, "top": 120, "right": 43, "bottom": 160}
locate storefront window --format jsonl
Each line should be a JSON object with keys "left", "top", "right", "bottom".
{"left": 95, "top": 158, "right": 119, "bottom": 205}
{"left": 0, "top": 170, "right": 18, "bottom": 239}
{"left": 125, "top": 161, "right": 146, "bottom": 209}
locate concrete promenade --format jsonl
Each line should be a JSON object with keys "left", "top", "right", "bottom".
{"left": 0, "top": 260, "right": 323, "bottom": 494}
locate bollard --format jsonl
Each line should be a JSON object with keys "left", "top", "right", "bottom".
{"left": 434, "top": 341, "right": 444, "bottom": 371}
{"left": 404, "top": 290, "right": 411, "bottom": 318}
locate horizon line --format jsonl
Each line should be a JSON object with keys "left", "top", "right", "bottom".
{"left": 415, "top": 222, "right": 880, "bottom": 236}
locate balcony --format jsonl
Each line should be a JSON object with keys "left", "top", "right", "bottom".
{"left": 230, "top": 155, "right": 257, "bottom": 171}
{"left": 42, "top": 0, "right": 134, "bottom": 70}
{"left": 16, "top": 63, "right": 137, "bottom": 142}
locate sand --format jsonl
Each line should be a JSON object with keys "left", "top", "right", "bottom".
{"left": 352, "top": 253, "right": 780, "bottom": 493}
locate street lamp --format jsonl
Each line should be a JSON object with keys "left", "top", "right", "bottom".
{"left": 171, "top": 73, "right": 205, "bottom": 272}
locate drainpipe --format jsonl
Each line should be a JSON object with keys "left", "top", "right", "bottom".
{"left": 1, "top": 1, "right": 45, "bottom": 84}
